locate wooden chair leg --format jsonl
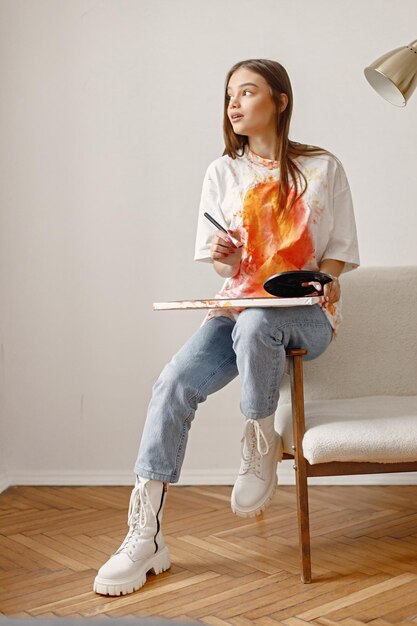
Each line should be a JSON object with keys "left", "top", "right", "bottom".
{"left": 294, "top": 452, "right": 311, "bottom": 583}
{"left": 289, "top": 351, "right": 312, "bottom": 583}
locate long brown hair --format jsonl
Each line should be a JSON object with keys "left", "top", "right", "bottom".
{"left": 223, "top": 59, "right": 330, "bottom": 218}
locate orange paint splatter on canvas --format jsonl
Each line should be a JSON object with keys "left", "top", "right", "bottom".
{"left": 223, "top": 179, "right": 314, "bottom": 298}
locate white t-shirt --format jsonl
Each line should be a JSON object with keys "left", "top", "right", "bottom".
{"left": 194, "top": 143, "right": 360, "bottom": 335}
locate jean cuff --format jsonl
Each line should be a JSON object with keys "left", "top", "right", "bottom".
{"left": 240, "top": 405, "right": 278, "bottom": 420}
{"left": 133, "top": 465, "right": 176, "bottom": 484}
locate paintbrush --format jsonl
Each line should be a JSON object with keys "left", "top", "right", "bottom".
{"left": 203, "top": 212, "right": 241, "bottom": 248}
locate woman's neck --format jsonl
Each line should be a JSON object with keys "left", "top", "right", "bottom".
{"left": 248, "top": 137, "right": 280, "bottom": 161}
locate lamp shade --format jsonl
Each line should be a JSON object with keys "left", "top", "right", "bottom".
{"left": 364, "top": 39, "right": 417, "bottom": 106}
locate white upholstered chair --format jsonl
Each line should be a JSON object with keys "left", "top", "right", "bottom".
{"left": 279, "top": 266, "right": 417, "bottom": 583}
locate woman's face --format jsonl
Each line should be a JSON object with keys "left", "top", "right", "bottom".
{"left": 226, "top": 67, "right": 286, "bottom": 137}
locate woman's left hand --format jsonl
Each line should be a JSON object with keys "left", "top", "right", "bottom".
{"left": 323, "top": 276, "right": 341, "bottom": 304}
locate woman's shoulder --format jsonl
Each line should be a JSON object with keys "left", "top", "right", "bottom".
{"left": 293, "top": 142, "right": 341, "bottom": 164}
{"left": 294, "top": 143, "right": 348, "bottom": 179}
{"left": 205, "top": 153, "right": 233, "bottom": 170}
{"left": 203, "top": 153, "right": 242, "bottom": 183}
{"left": 295, "top": 144, "right": 352, "bottom": 196}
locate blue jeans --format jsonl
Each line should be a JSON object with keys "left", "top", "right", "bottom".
{"left": 134, "top": 304, "right": 332, "bottom": 483}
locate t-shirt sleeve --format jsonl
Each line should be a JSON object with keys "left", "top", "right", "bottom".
{"left": 194, "top": 162, "right": 227, "bottom": 263}
{"left": 321, "top": 158, "right": 360, "bottom": 273}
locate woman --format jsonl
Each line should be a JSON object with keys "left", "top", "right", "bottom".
{"left": 94, "top": 58, "right": 360, "bottom": 596}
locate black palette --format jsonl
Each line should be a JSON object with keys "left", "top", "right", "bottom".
{"left": 263, "top": 270, "right": 333, "bottom": 298}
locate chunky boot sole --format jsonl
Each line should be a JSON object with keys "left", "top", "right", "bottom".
{"left": 231, "top": 474, "right": 278, "bottom": 518}
{"left": 93, "top": 546, "right": 171, "bottom": 596}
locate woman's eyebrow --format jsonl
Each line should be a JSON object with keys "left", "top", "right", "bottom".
{"left": 226, "top": 82, "right": 259, "bottom": 92}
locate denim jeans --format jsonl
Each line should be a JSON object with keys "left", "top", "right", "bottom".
{"left": 134, "top": 304, "right": 333, "bottom": 483}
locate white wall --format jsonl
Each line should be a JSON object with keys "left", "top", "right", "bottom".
{"left": 1, "top": 0, "right": 416, "bottom": 490}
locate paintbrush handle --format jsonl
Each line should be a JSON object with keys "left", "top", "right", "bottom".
{"left": 203, "top": 212, "right": 228, "bottom": 234}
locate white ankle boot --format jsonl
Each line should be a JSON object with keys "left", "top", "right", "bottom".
{"left": 231, "top": 414, "right": 283, "bottom": 517}
{"left": 93, "top": 476, "right": 171, "bottom": 596}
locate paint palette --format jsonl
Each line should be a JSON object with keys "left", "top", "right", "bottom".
{"left": 263, "top": 270, "right": 333, "bottom": 297}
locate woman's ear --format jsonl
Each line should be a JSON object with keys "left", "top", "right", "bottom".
{"left": 279, "top": 93, "right": 289, "bottom": 113}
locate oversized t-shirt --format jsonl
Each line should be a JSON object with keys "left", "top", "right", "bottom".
{"left": 194, "top": 143, "right": 360, "bottom": 335}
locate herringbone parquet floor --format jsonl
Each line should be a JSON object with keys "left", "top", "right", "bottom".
{"left": 1, "top": 484, "right": 417, "bottom": 625}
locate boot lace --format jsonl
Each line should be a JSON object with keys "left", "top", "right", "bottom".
{"left": 240, "top": 419, "right": 270, "bottom": 478}
{"left": 115, "top": 480, "right": 157, "bottom": 557}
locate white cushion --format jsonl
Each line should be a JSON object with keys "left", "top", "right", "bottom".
{"left": 276, "top": 395, "right": 417, "bottom": 464}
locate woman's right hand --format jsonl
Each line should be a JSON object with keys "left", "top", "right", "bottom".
{"left": 210, "top": 230, "right": 243, "bottom": 267}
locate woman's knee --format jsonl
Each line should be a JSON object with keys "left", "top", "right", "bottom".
{"left": 299, "top": 324, "right": 333, "bottom": 361}
{"left": 152, "top": 357, "right": 200, "bottom": 401}
{"left": 231, "top": 308, "right": 283, "bottom": 348}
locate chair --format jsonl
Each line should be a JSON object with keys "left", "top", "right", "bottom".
{"left": 279, "top": 266, "right": 417, "bottom": 583}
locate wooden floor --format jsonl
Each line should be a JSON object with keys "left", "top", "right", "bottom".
{"left": 1, "top": 485, "right": 417, "bottom": 625}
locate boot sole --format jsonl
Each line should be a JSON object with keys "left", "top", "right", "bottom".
{"left": 93, "top": 547, "right": 171, "bottom": 596}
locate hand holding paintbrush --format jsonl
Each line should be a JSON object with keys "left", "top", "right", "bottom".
{"left": 204, "top": 212, "right": 244, "bottom": 270}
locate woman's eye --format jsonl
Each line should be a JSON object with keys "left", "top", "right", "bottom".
{"left": 226, "top": 90, "right": 252, "bottom": 101}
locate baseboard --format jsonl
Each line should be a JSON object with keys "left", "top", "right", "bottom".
{"left": 2, "top": 469, "right": 235, "bottom": 488}
{"left": 0, "top": 472, "right": 11, "bottom": 494}
{"left": 3, "top": 460, "right": 417, "bottom": 488}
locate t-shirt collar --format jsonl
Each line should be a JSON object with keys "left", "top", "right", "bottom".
{"left": 244, "top": 144, "right": 280, "bottom": 169}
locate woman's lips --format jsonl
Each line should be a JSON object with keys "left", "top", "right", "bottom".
{"left": 231, "top": 115, "right": 244, "bottom": 122}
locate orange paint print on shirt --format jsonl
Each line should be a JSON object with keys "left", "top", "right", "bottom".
{"left": 219, "top": 178, "right": 315, "bottom": 299}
